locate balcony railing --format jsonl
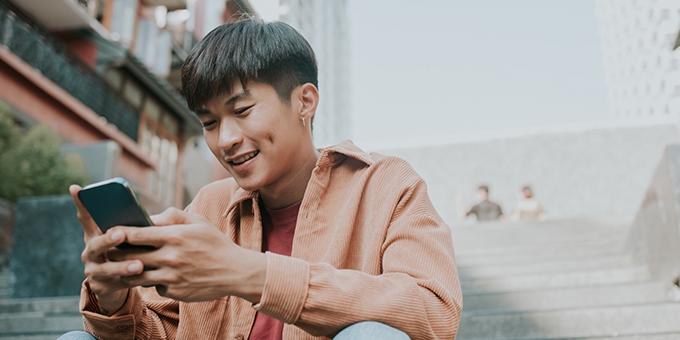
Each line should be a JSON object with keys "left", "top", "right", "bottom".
{"left": 0, "top": 1, "right": 140, "bottom": 142}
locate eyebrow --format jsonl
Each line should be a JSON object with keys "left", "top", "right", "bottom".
{"left": 225, "top": 89, "right": 251, "bottom": 106}
{"left": 195, "top": 89, "right": 252, "bottom": 115}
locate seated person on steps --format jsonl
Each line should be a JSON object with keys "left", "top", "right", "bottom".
{"left": 62, "top": 18, "right": 462, "bottom": 340}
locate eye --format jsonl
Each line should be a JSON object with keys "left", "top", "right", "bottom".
{"left": 201, "top": 120, "right": 216, "bottom": 128}
{"left": 234, "top": 105, "right": 254, "bottom": 115}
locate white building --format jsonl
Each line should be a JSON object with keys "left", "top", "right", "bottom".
{"left": 250, "top": 0, "right": 351, "bottom": 147}
{"left": 595, "top": 0, "right": 680, "bottom": 121}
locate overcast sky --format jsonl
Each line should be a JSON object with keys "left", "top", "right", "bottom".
{"left": 347, "top": 0, "right": 610, "bottom": 144}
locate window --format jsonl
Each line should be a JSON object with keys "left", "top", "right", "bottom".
{"left": 140, "top": 104, "right": 182, "bottom": 208}
{"left": 122, "top": 78, "right": 144, "bottom": 110}
{"left": 110, "top": 0, "right": 138, "bottom": 47}
{"left": 103, "top": 68, "right": 124, "bottom": 91}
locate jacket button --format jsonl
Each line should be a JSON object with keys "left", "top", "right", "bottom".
{"left": 116, "top": 325, "right": 128, "bottom": 331}
{"left": 235, "top": 335, "right": 245, "bottom": 340}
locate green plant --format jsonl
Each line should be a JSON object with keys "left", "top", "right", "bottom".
{"left": 0, "top": 101, "right": 18, "bottom": 153}
{"left": 0, "top": 107, "right": 89, "bottom": 202}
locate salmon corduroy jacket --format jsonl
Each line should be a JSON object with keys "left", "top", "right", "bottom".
{"left": 80, "top": 141, "right": 463, "bottom": 339}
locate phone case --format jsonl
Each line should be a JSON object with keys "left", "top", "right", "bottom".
{"left": 78, "top": 177, "right": 154, "bottom": 248}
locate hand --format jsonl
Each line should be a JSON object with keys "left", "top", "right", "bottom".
{"left": 109, "top": 208, "right": 267, "bottom": 303}
{"left": 70, "top": 185, "right": 142, "bottom": 315}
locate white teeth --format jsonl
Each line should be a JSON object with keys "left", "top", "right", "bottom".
{"left": 232, "top": 151, "right": 258, "bottom": 165}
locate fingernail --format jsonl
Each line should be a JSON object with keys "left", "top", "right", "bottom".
{"left": 110, "top": 230, "right": 124, "bottom": 242}
{"left": 128, "top": 262, "right": 142, "bottom": 273}
{"left": 150, "top": 215, "right": 159, "bottom": 223}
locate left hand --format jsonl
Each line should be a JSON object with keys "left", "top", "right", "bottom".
{"left": 107, "top": 208, "right": 267, "bottom": 303}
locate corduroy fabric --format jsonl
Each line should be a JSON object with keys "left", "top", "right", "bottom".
{"left": 79, "top": 140, "right": 463, "bottom": 339}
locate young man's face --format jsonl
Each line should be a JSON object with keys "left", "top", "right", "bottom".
{"left": 196, "top": 81, "right": 309, "bottom": 192}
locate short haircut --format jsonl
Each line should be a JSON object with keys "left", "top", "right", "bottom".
{"left": 478, "top": 185, "right": 489, "bottom": 194}
{"left": 181, "top": 18, "right": 318, "bottom": 112}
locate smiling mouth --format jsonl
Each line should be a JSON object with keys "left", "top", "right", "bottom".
{"left": 230, "top": 151, "right": 259, "bottom": 165}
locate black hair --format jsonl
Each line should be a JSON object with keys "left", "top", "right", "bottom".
{"left": 478, "top": 185, "right": 489, "bottom": 193}
{"left": 181, "top": 18, "right": 318, "bottom": 112}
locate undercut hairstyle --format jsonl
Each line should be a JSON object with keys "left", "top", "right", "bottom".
{"left": 181, "top": 18, "right": 318, "bottom": 112}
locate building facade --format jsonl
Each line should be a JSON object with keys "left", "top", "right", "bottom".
{"left": 595, "top": 0, "right": 680, "bottom": 121}
{"left": 0, "top": 0, "right": 207, "bottom": 212}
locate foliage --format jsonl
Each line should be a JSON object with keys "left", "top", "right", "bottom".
{"left": 0, "top": 106, "right": 89, "bottom": 202}
{"left": 0, "top": 101, "right": 18, "bottom": 153}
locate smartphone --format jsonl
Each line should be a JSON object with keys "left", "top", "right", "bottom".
{"left": 78, "top": 177, "right": 154, "bottom": 249}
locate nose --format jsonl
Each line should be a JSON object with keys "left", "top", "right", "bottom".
{"left": 216, "top": 120, "right": 243, "bottom": 151}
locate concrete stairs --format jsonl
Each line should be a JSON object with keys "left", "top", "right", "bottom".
{"left": 454, "top": 216, "right": 680, "bottom": 339}
{"left": 0, "top": 267, "right": 82, "bottom": 339}
{"left": 0, "top": 216, "right": 678, "bottom": 339}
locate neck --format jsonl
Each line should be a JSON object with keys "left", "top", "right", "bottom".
{"left": 259, "top": 144, "right": 319, "bottom": 209}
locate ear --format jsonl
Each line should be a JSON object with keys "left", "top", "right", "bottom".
{"left": 295, "top": 83, "right": 319, "bottom": 123}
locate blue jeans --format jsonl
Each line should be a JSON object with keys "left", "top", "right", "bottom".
{"left": 58, "top": 322, "right": 409, "bottom": 340}
{"left": 56, "top": 331, "right": 96, "bottom": 340}
{"left": 334, "top": 321, "right": 410, "bottom": 339}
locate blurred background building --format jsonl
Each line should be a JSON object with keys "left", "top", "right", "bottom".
{"left": 596, "top": 0, "right": 680, "bottom": 121}
{"left": 0, "top": 0, "right": 350, "bottom": 213}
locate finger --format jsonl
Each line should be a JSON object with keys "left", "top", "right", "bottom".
{"left": 121, "top": 267, "right": 174, "bottom": 287}
{"left": 70, "top": 185, "right": 102, "bottom": 239}
{"left": 83, "top": 230, "right": 127, "bottom": 262}
{"left": 87, "top": 259, "right": 144, "bottom": 279}
{"left": 151, "top": 208, "right": 203, "bottom": 226}
{"left": 106, "top": 247, "right": 157, "bottom": 262}
{"left": 121, "top": 225, "right": 182, "bottom": 248}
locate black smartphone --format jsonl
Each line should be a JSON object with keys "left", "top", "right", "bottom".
{"left": 78, "top": 177, "right": 154, "bottom": 249}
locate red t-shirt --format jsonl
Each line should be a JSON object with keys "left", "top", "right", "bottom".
{"left": 248, "top": 201, "right": 301, "bottom": 340}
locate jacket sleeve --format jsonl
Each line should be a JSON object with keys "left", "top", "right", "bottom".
{"left": 253, "top": 175, "right": 463, "bottom": 339}
{"left": 80, "top": 282, "right": 179, "bottom": 340}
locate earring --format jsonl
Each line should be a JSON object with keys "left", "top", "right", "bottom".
{"left": 302, "top": 117, "right": 306, "bottom": 127}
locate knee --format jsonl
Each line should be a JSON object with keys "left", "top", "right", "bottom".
{"left": 56, "top": 331, "right": 97, "bottom": 340}
{"left": 334, "top": 321, "right": 410, "bottom": 340}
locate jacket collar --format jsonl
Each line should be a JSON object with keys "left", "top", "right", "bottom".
{"left": 318, "top": 140, "right": 374, "bottom": 167}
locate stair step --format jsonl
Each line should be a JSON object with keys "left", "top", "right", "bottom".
{"left": 452, "top": 225, "right": 629, "bottom": 248}
{"left": 0, "top": 312, "right": 83, "bottom": 335}
{"left": 461, "top": 265, "right": 651, "bottom": 294}
{"left": 454, "top": 240, "right": 624, "bottom": 258}
{"left": 0, "top": 335, "right": 73, "bottom": 340}
{"left": 455, "top": 247, "right": 629, "bottom": 267}
{"left": 451, "top": 216, "right": 631, "bottom": 233}
{"left": 463, "top": 281, "right": 679, "bottom": 314}
{"left": 578, "top": 333, "right": 680, "bottom": 340}
{"left": 457, "top": 302, "right": 680, "bottom": 339}
{"left": 458, "top": 254, "right": 635, "bottom": 279}
{"left": 0, "top": 296, "right": 80, "bottom": 314}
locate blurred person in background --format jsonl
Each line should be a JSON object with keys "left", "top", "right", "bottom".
{"left": 511, "top": 186, "right": 546, "bottom": 222}
{"left": 61, "top": 18, "right": 462, "bottom": 340}
{"left": 457, "top": 185, "right": 505, "bottom": 222}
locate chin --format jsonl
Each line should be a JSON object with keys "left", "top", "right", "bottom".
{"left": 231, "top": 177, "right": 264, "bottom": 192}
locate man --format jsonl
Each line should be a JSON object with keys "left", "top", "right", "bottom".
{"left": 62, "top": 18, "right": 462, "bottom": 340}
{"left": 511, "top": 186, "right": 546, "bottom": 222}
{"left": 459, "top": 185, "right": 505, "bottom": 222}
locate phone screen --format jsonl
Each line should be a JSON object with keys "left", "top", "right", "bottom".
{"left": 78, "top": 177, "right": 154, "bottom": 248}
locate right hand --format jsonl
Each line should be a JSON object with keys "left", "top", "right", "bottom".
{"left": 70, "top": 185, "right": 144, "bottom": 315}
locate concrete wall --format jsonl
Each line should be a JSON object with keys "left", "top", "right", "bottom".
{"left": 0, "top": 197, "right": 15, "bottom": 268}
{"left": 371, "top": 124, "right": 680, "bottom": 222}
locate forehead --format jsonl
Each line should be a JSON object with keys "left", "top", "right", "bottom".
{"left": 199, "top": 81, "right": 248, "bottom": 109}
